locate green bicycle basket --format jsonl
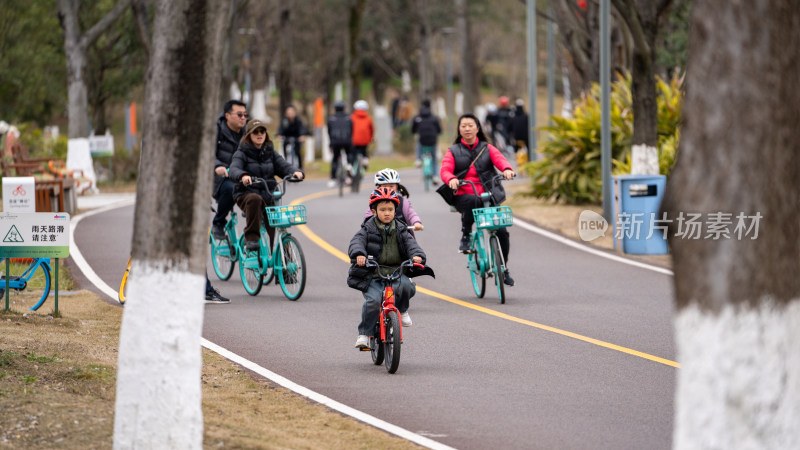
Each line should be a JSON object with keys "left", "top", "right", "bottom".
{"left": 473, "top": 206, "right": 513, "bottom": 230}
{"left": 265, "top": 205, "right": 308, "bottom": 227}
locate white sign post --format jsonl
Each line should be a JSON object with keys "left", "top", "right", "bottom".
{"left": 0, "top": 212, "right": 70, "bottom": 313}
{"left": 2, "top": 177, "right": 36, "bottom": 213}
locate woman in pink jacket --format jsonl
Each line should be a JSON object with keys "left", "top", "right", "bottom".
{"left": 440, "top": 113, "right": 515, "bottom": 286}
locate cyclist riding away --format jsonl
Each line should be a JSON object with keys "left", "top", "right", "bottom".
{"left": 441, "top": 113, "right": 516, "bottom": 286}
{"left": 351, "top": 100, "right": 374, "bottom": 170}
{"left": 348, "top": 187, "right": 427, "bottom": 349}
{"left": 363, "top": 168, "right": 423, "bottom": 235}
{"left": 327, "top": 100, "right": 353, "bottom": 188}
{"left": 229, "top": 119, "right": 304, "bottom": 251}
{"left": 411, "top": 99, "right": 441, "bottom": 177}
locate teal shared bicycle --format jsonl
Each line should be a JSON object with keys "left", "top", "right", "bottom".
{"left": 420, "top": 145, "right": 436, "bottom": 192}
{"left": 237, "top": 176, "right": 307, "bottom": 300}
{"left": 460, "top": 176, "right": 513, "bottom": 304}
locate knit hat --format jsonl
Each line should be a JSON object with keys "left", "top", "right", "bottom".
{"left": 242, "top": 119, "right": 269, "bottom": 143}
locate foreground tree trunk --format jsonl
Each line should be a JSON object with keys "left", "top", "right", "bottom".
{"left": 57, "top": 0, "right": 131, "bottom": 138}
{"left": 663, "top": 1, "right": 800, "bottom": 448}
{"left": 112, "top": 0, "right": 226, "bottom": 447}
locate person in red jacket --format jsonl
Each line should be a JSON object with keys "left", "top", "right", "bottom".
{"left": 440, "top": 113, "right": 516, "bottom": 286}
{"left": 351, "top": 100, "right": 374, "bottom": 169}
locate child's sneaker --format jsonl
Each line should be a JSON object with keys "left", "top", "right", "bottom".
{"left": 354, "top": 335, "right": 370, "bottom": 349}
{"left": 401, "top": 312, "right": 412, "bottom": 327}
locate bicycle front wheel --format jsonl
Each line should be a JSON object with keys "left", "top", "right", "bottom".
{"left": 5, "top": 259, "right": 52, "bottom": 311}
{"left": 238, "top": 236, "right": 264, "bottom": 296}
{"left": 278, "top": 235, "right": 306, "bottom": 300}
{"left": 468, "top": 251, "right": 486, "bottom": 298}
{"left": 211, "top": 235, "right": 236, "bottom": 281}
{"left": 384, "top": 311, "right": 402, "bottom": 373}
{"left": 490, "top": 235, "right": 506, "bottom": 304}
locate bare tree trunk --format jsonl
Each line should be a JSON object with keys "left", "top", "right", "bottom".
{"left": 612, "top": 0, "right": 672, "bottom": 148}
{"left": 113, "top": 0, "right": 226, "bottom": 447}
{"left": 219, "top": 0, "right": 241, "bottom": 106}
{"left": 347, "top": 0, "right": 367, "bottom": 107}
{"left": 455, "top": 0, "right": 476, "bottom": 113}
{"left": 57, "top": 0, "right": 131, "bottom": 138}
{"left": 664, "top": 1, "right": 800, "bottom": 447}
{"left": 278, "top": 0, "right": 294, "bottom": 113}
{"left": 417, "top": 0, "right": 432, "bottom": 102}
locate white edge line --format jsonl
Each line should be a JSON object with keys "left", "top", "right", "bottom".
{"left": 69, "top": 199, "right": 456, "bottom": 450}
{"left": 513, "top": 216, "right": 674, "bottom": 276}
{"left": 201, "top": 338, "right": 457, "bottom": 450}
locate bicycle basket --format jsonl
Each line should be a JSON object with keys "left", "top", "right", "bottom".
{"left": 265, "top": 205, "right": 307, "bottom": 227}
{"left": 473, "top": 206, "right": 513, "bottom": 230}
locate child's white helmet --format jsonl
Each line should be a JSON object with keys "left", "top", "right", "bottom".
{"left": 374, "top": 168, "right": 400, "bottom": 185}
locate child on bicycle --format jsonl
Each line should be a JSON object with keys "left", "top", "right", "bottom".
{"left": 363, "top": 168, "right": 423, "bottom": 234}
{"left": 348, "top": 187, "right": 427, "bottom": 349}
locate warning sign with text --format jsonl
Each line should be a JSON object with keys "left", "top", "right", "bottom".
{"left": 0, "top": 213, "right": 70, "bottom": 258}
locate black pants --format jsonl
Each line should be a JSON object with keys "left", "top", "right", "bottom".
{"left": 453, "top": 194, "right": 510, "bottom": 262}
{"left": 212, "top": 178, "right": 235, "bottom": 228}
{"left": 353, "top": 145, "right": 368, "bottom": 159}
{"left": 236, "top": 193, "right": 275, "bottom": 246}
{"left": 330, "top": 144, "right": 353, "bottom": 179}
{"left": 283, "top": 139, "right": 303, "bottom": 170}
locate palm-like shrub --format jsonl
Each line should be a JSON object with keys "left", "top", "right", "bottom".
{"left": 524, "top": 72, "right": 683, "bottom": 204}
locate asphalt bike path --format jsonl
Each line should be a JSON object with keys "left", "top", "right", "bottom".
{"left": 70, "top": 171, "right": 675, "bottom": 450}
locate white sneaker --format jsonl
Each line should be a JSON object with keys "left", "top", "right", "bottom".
{"left": 327, "top": 180, "right": 337, "bottom": 188}
{"left": 401, "top": 312, "right": 412, "bottom": 327}
{"left": 362, "top": 157, "right": 369, "bottom": 169}
{"left": 354, "top": 335, "right": 370, "bottom": 349}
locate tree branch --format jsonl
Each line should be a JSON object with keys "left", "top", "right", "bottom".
{"left": 81, "top": 0, "right": 132, "bottom": 48}
{"left": 611, "top": 0, "right": 650, "bottom": 57}
{"left": 131, "top": 0, "right": 151, "bottom": 56}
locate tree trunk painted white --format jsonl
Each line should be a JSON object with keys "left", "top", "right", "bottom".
{"left": 58, "top": 0, "right": 131, "bottom": 138}
{"left": 630, "top": 144, "right": 658, "bottom": 175}
{"left": 674, "top": 301, "right": 800, "bottom": 449}
{"left": 664, "top": 0, "right": 800, "bottom": 448}
{"left": 113, "top": 0, "right": 227, "bottom": 448}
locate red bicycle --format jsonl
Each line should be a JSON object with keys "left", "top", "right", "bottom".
{"left": 362, "top": 258, "right": 427, "bottom": 374}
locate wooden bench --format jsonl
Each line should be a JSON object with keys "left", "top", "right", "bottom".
{"left": 34, "top": 179, "right": 65, "bottom": 212}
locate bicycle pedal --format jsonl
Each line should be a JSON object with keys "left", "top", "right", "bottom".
{"left": 359, "top": 347, "right": 371, "bottom": 352}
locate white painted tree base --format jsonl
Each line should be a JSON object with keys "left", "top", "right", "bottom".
{"left": 674, "top": 300, "right": 800, "bottom": 449}
{"left": 113, "top": 261, "right": 206, "bottom": 449}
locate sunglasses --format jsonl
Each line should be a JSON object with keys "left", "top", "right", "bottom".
{"left": 251, "top": 128, "right": 267, "bottom": 135}
{"left": 230, "top": 111, "right": 248, "bottom": 118}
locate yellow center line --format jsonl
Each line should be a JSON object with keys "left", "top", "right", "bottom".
{"left": 290, "top": 190, "right": 680, "bottom": 369}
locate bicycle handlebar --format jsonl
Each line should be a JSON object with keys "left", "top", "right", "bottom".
{"left": 364, "top": 257, "right": 424, "bottom": 282}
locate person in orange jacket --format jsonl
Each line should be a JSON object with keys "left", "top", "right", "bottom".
{"left": 351, "top": 100, "right": 374, "bottom": 169}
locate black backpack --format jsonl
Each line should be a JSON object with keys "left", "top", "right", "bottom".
{"left": 328, "top": 114, "right": 352, "bottom": 147}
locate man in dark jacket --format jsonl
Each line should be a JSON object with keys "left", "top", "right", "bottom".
{"left": 211, "top": 100, "right": 247, "bottom": 240}
{"left": 348, "top": 188, "right": 428, "bottom": 349}
{"left": 411, "top": 99, "right": 442, "bottom": 174}
{"left": 276, "top": 105, "right": 309, "bottom": 170}
{"left": 327, "top": 101, "right": 353, "bottom": 187}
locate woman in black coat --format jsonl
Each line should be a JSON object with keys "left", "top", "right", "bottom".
{"left": 228, "top": 119, "right": 304, "bottom": 250}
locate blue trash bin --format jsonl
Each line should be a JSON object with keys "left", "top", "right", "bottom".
{"left": 614, "top": 174, "right": 668, "bottom": 255}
